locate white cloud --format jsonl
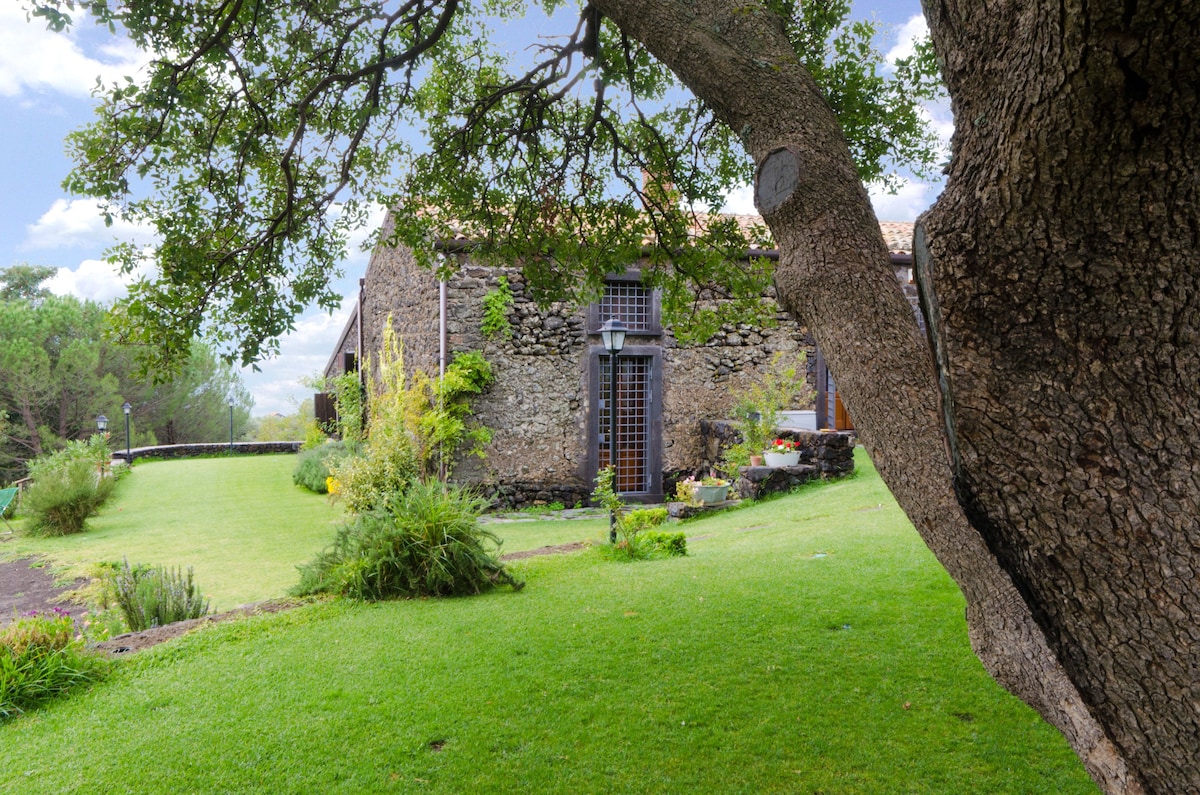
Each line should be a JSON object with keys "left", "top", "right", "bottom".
{"left": 240, "top": 305, "right": 354, "bottom": 416}
{"left": 720, "top": 184, "right": 757, "bottom": 216}
{"left": 885, "top": 15, "right": 929, "bottom": 63}
{"left": 0, "top": 6, "right": 149, "bottom": 98}
{"left": 869, "top": 179, "right": 939, "bottom": 222}
{"left": 22, "top": 198, "right": 158, "bottom": 251}
{"left": 886, "top": 14, "right": 954, "bottom": 153}
{"left": 44, "top": 257, "right": 132, "bottom": 303}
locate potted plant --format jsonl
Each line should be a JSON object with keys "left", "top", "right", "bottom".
{"left": 724, "top": 352, "right": 814, "bottom": 473}
{"left": 691, "top": 474, "right": 730, "bottom": 505}
{"left": 764, "top": 438, "right": 800, "bottom": 467}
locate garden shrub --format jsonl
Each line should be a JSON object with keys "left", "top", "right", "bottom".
{"left": 624, "top": 507, "right": 669, "bottom": 533}
{"left": 1, "top": 608, "right": 107, "bottom": 720}
{"left": 331, "top": 370, "right": 366, "bottom": 444}
{"left": 293, "top": 440, "right": 351, "bottom": 494}
{"left": 327, "top": 423, "right": 420, "bottom": 512}
{"left": 327, "top": 320, "right": 493, "bottom": 511}
{"left": 325, "top": 320, "right": 420, "bottom": 512}
{"left": 640, "top": 530, "right": 688, "bottom": 557}
{"left": 591, "top": 470, "right": 679, "bottom": 560}
{"left": 21, "top": 436, "right": 117, "bottom": 536}
{"left": 294, "top": 478, "right": 523, "bottom": 600}
{"left": 722, "top": 352, "right": 813, "bottom": 477}
{"left": 111, "top": 560, "right": 211, "bottom": 632}
{"left": 406, "top": 350, "right": 495, "bottom": 478}
{"left": 301, "top": 419, "right": 328, "bottom": 451}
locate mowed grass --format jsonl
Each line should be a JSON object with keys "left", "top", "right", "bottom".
{"left": 0, "top": 451, "right": 1099, "bottom": 794}
{"left": 2, "top": 455, "right": 595, "bottom": 608}
{"left": 2, "top": 455, "right": 345, "bottom": 608}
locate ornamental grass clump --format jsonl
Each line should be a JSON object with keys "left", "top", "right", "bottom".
{"left": 21, "top": 436, "right": 117, "bottom": 536}
{"left": 294, "top": 478, "right": 523, "bottom": 600}
{"left": 1, "top": 608, "right": 107, "bottom": 721}
{"left": 111, "top": 561, "right": 212, "bottom": 632}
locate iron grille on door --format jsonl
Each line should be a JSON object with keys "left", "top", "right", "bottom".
{"left": 598, "top": 355, "right": 652, "bottom": 494}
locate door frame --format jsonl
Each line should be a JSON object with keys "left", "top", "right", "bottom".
{"left": 586, "top": 344, "right": 663, "bottom": 503}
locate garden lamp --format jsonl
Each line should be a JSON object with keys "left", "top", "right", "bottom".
{"left": 600, "top": 317, "right": 627, "bottom": 543}
{"left": 96, "top": 414, "right": 108, "bottom": 433}
{"left": 122, "top": 402, "right": 132, "bottom": 462}
{"left": 599, "top": 317, "right": 627, "bottom": 356}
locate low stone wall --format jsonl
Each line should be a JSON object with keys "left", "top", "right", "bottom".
{"left": 735, "top": 463, "right": 822, "bottom": 501}
{"left": 697, "top": 422, "right": 856, "bottom": 476}
{"left": 113, "top": 442, "right": 301, "bottom": 463}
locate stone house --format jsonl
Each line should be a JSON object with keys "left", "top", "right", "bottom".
{"left": 324, "top": 215, "right": 915, "bottom": 507}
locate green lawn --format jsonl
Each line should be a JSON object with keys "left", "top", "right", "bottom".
{"left": 2, "top": 455, "right": 602, "bottom": 609}
{"left": 0, "top": 451, "right": 1099, "bottom": 794}
{"left": 2, "top": 455, "right": 345, "bottom": 609}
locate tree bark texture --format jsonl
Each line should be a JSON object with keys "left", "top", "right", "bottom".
{"left": 592, "top": 0, "right": 1170, "bottom": 792}
{"left": 920, "top": 1, "right": 1200, "bottom": 792}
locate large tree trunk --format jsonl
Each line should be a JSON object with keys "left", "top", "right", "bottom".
{"left": 918, "top": 1, "right": 1200, "bottom": 792}
{"left": 593, "top": 0, "right": 1198, "bottom": 791}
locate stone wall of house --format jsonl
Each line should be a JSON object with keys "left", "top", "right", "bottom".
{"left": 441, "top": 262, "right": 593, "bottom": 497}
{"left": 893, "top": 256, "right": 925, "bottom": 334}
{"left": 438, "top": 258, "right": 818, "bottom": 500}
{"left": 324, "top": 310, "right": 359, "bottom": 379}
{"left": 661, "top": 312, "right": 815, "bottom": 473}
{"left": 330, "top": 239, "right": 821, "bottom": 508}
{"left": 359, "top": 230, "right": 442, "bottom": 377}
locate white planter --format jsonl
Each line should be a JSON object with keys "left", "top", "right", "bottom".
{"left": 763, "top": 451, "right": 800, "bottom": 467}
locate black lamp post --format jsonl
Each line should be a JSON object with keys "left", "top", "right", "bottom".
{"left": 95, "top": 414, "right": 109, "bottom": 478}
{"left": 600, "top": 317, "right": 627, "bottom": 543}
{"left": 228, "top": 400, "right": 235, "bottom": 453}
{"left": 122, "top": 402, "right": 132, "bottom": 462}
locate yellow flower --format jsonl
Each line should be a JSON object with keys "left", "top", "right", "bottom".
{"left": 326, "top": 476, "right": 341, "bottom": 495}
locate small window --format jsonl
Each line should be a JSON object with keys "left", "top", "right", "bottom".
{"left": 588, "top": 275, "right": 662, "bottom": 335}
{"left": 598, "top": 281, "right": 652, "bottom": 331}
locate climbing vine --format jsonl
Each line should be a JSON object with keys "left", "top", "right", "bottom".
{"left": 481, "top": 276, "right": 514, "bottom": 341}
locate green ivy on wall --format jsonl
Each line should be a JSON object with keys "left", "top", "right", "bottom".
{"left": 481, "top": 275, "right": 514, "bottom": 341}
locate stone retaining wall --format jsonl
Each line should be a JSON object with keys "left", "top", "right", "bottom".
{"left": 735, "top": 463, "right": 822, "bottom": 501}
{"left": 697, "top": 421, "right": 855, "bottom": 477}
{"left": 475, "top": 481, "right": 594, "bottom": 511}
{"left": 113, "top": 442, "right": 300, "bottom": 463}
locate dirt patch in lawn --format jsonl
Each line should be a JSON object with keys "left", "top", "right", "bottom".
{"left": 92, "top": 600, "right": 299, "bottom": 655}
{"left": 500, "top": 541, "right": 589, "bottom": 561}
{"left": 0, "top": 557, "right": 89, "bottom": 625}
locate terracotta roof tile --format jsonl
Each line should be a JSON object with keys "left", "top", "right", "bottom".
{"left": 690, "top": 213, "right": 913, "bottom": 255}
{"left": 878, "top": 221, "right": 915, "bottom": 255}
{"left": 418, "top": 208, "right": 914, "bottom": 256}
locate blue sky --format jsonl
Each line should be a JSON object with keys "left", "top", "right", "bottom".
{"left": 0, "top": 2, "right": 945, "bottom": 415}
